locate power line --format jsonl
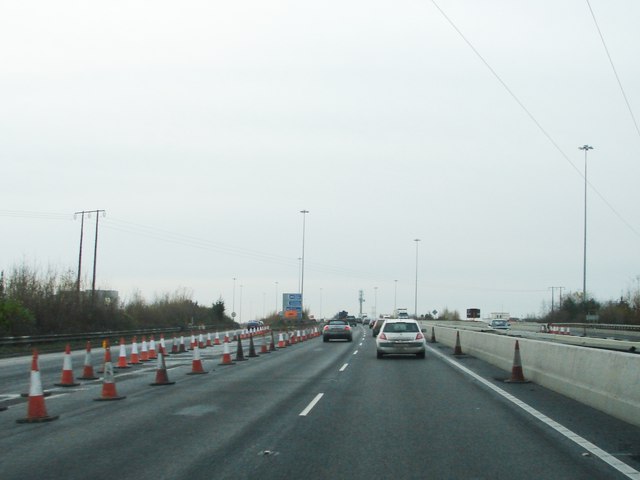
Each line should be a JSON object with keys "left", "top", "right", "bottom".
{"left": 429, "top": 0, "right": 640, "bottom": 239}
{"left": 1, "top": 209, "right": 550, "bottom": 295}
{"left": 586, "top": 0, "right": 640, "bottom": 140}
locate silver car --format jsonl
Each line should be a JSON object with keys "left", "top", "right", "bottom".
{"left": 322, "top": 319, "right": 353, "bottom": 342}
{"left": 376, "top": 319, "right": 426, "bottom": 358}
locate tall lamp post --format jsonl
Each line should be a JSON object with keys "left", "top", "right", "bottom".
{"left": 414, "top": 239, "right": 421, "bottom": 318}
{"left": 232, "top": 277, "right": 237, "bottom": 321}
{"left": 300, "top": 210, "right": 309, "bottom": 313}
{"left": 579, "top": 145, "right": 593, "bottom": 307}
{"left": 394, "top": 279, "right": 398, "bottom": 315}
{"left": 275, "top": 281, "right": 279, "bottom": 315}
{"left": 374, "top": 286, "right": 378, "bottom": 320}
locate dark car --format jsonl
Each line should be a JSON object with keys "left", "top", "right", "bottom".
{"left": 372, "top": 319, "right": 385, "bottom": 337}
{"left": 323, "top": 319, "right": 353, "bottom": 342}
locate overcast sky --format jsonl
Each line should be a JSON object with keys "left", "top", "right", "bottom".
{"left": 2, "top": 1, "right": 639, "bottom": 321}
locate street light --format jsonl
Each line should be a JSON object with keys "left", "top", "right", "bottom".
{"left": 232, "top": 277, "right": 237, "bottom": 320}
{"left": 414, "top": 239, "right": 421, "bottom": 318}
{"left": 300, "top": 210, "right": 309, "bottom": 310}
{"left": 374, "top": 286, "right": 378, "bottom": 320}
{"left": 579, "top": 145, "right": 594, "bottom": 306}
{"left": 275, "top": 281, "right": 279, "bottom": 315}
{"left": 394, "top": 279, "right": 398, "bottom": 315}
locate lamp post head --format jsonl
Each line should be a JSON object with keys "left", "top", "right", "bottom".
{"left": 579, "top": 145, "right": 594, "bottom": 151}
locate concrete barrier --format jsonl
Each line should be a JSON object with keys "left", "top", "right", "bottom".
{"left": 425, "top": 324, "right": 640, "bottom": 428}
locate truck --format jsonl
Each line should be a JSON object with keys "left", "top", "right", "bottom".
{"left": 395, "top": 308, "right": 409, "bottom": 319}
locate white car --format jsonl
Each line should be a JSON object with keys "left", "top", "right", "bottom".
{"left": 376, "top": 319, "right": 426, "bottom": 359}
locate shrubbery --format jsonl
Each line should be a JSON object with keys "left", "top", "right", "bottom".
{"left": 0, "top": 265, "right": 236, "bottom": 336}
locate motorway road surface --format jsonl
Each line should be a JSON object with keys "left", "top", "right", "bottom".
{"left": 0, "top": 327, "right": 639, "bottom": 480}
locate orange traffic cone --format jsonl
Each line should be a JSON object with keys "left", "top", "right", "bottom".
{"left": 162, "top": 334, "right": 170, "bottom": 355}
{"left": 277, "top": 332, "right": 285, "bottom": 348}
{"left": 55, "top": 344, "right": 80, "bottom": 387}
{"left": 260, "top": 335, "right": 270, "bottom": 354}
{"left": 148, "top": 336, "right": 157, "bottom": 360}
{"left": 115, "top": 338, "right": 131, "bottom": 369}
{"left": 505, "top": 340, "right": 530, "bottom": 383}
{"left": 269, "top": 331, "right": 277, "bottom": 351}
{"left": 187, "top": 346, "right": 208, "bottom": 375}
{"left": 150, "top": 351, "right": 175, "bottom": 386}
{"left": 78, "top": 341, "right": 98, "bottom": 380}
{"left": 214, "top": 332, "right": 221, "bottom": 346}
{"left": 219, "top": 340, "right": 235, "bottom": 366}
{"left": 140, "top": 336, "right": 150, "bottom": 361}
{"left": 95, "top": 341, "right": 126, "bottom": 401}
{"left": 129, "top": 336, "right": 141, "bottom": 365}
{"left": 170, "top": 335, "right": 179, "bottom": 354}
{"left": 17, "top": 350, "right": 59, "bottom": 423}
{"left": 453, "top": 331, "right": 464, "bottom": 356}
{"left": 206, "top": 332, "right": 212, "bottom": 348}
{"left": 179, "top": 335, "right": 187, "bottom": 353}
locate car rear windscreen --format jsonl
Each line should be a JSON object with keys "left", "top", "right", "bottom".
{"left": 383, "top": 322, "right": 419, "bottom": 332}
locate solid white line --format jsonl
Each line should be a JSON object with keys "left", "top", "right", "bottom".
{"left": 427, "top": 345, "right": 640, "bottom": 479}
{"left": 299, "top": 393, "right": 324, "bottom": 416}
{"left": 339, "top": 363, "right": 348, "bottom": 372}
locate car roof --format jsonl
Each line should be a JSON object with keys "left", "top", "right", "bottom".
{"left": 383, "top": 318, "right": 419, "bottom": 324}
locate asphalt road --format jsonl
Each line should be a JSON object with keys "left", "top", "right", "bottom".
{"left": 0, "top": 327, "right": 638, "bottom": 480}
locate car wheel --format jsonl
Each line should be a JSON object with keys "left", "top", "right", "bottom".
{"left": 376, "top": 351, "right": 384, "bottom": 359}
{"left": 417, "top": 351, "right": 425, "bottom": 359}
{"left": 347, "top": 337, "right": 353, "bottom": 342}
{"left": 323, "top": 337, "right": 329, "bottom": 343}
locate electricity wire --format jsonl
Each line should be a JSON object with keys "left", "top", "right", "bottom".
{"left": 430, "top": 0, "right": 640, "bottom": 239}
{"left": 586, "top": 0, "right": 640, "bottom": 140}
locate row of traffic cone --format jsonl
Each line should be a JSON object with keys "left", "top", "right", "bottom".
{"left": 13, "top": 328, "right": 306, "bottom": 422}
{"left": 548, "top": 325, "right": 571, "bottom": 335}
{"left": 430, "top": 328, "right": 530, "bottom": 383}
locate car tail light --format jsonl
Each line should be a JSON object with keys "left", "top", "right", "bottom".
{"left": 323, "top": 325, "right": 329, "bottom": 331}
{"left": 416, "top": 332, "right": 424, "bottom": 340}
{"left": 345, "top": 326, "right": 351, "bottom": 331}
{"left": 379, "top": 333, "right": 387, "bottom": 340}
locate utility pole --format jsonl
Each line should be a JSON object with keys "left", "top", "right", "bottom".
{"left": 74, "top": 211, "right": 86, "bottom": 292}
{"left": 358, "top": 290, "right": 365, "bottom": 318}
{"left": 75, "top": 209, "right": 105, "bottom": 299}
{"left": 91, "top": 210, "right": 105, "bottom": 297}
